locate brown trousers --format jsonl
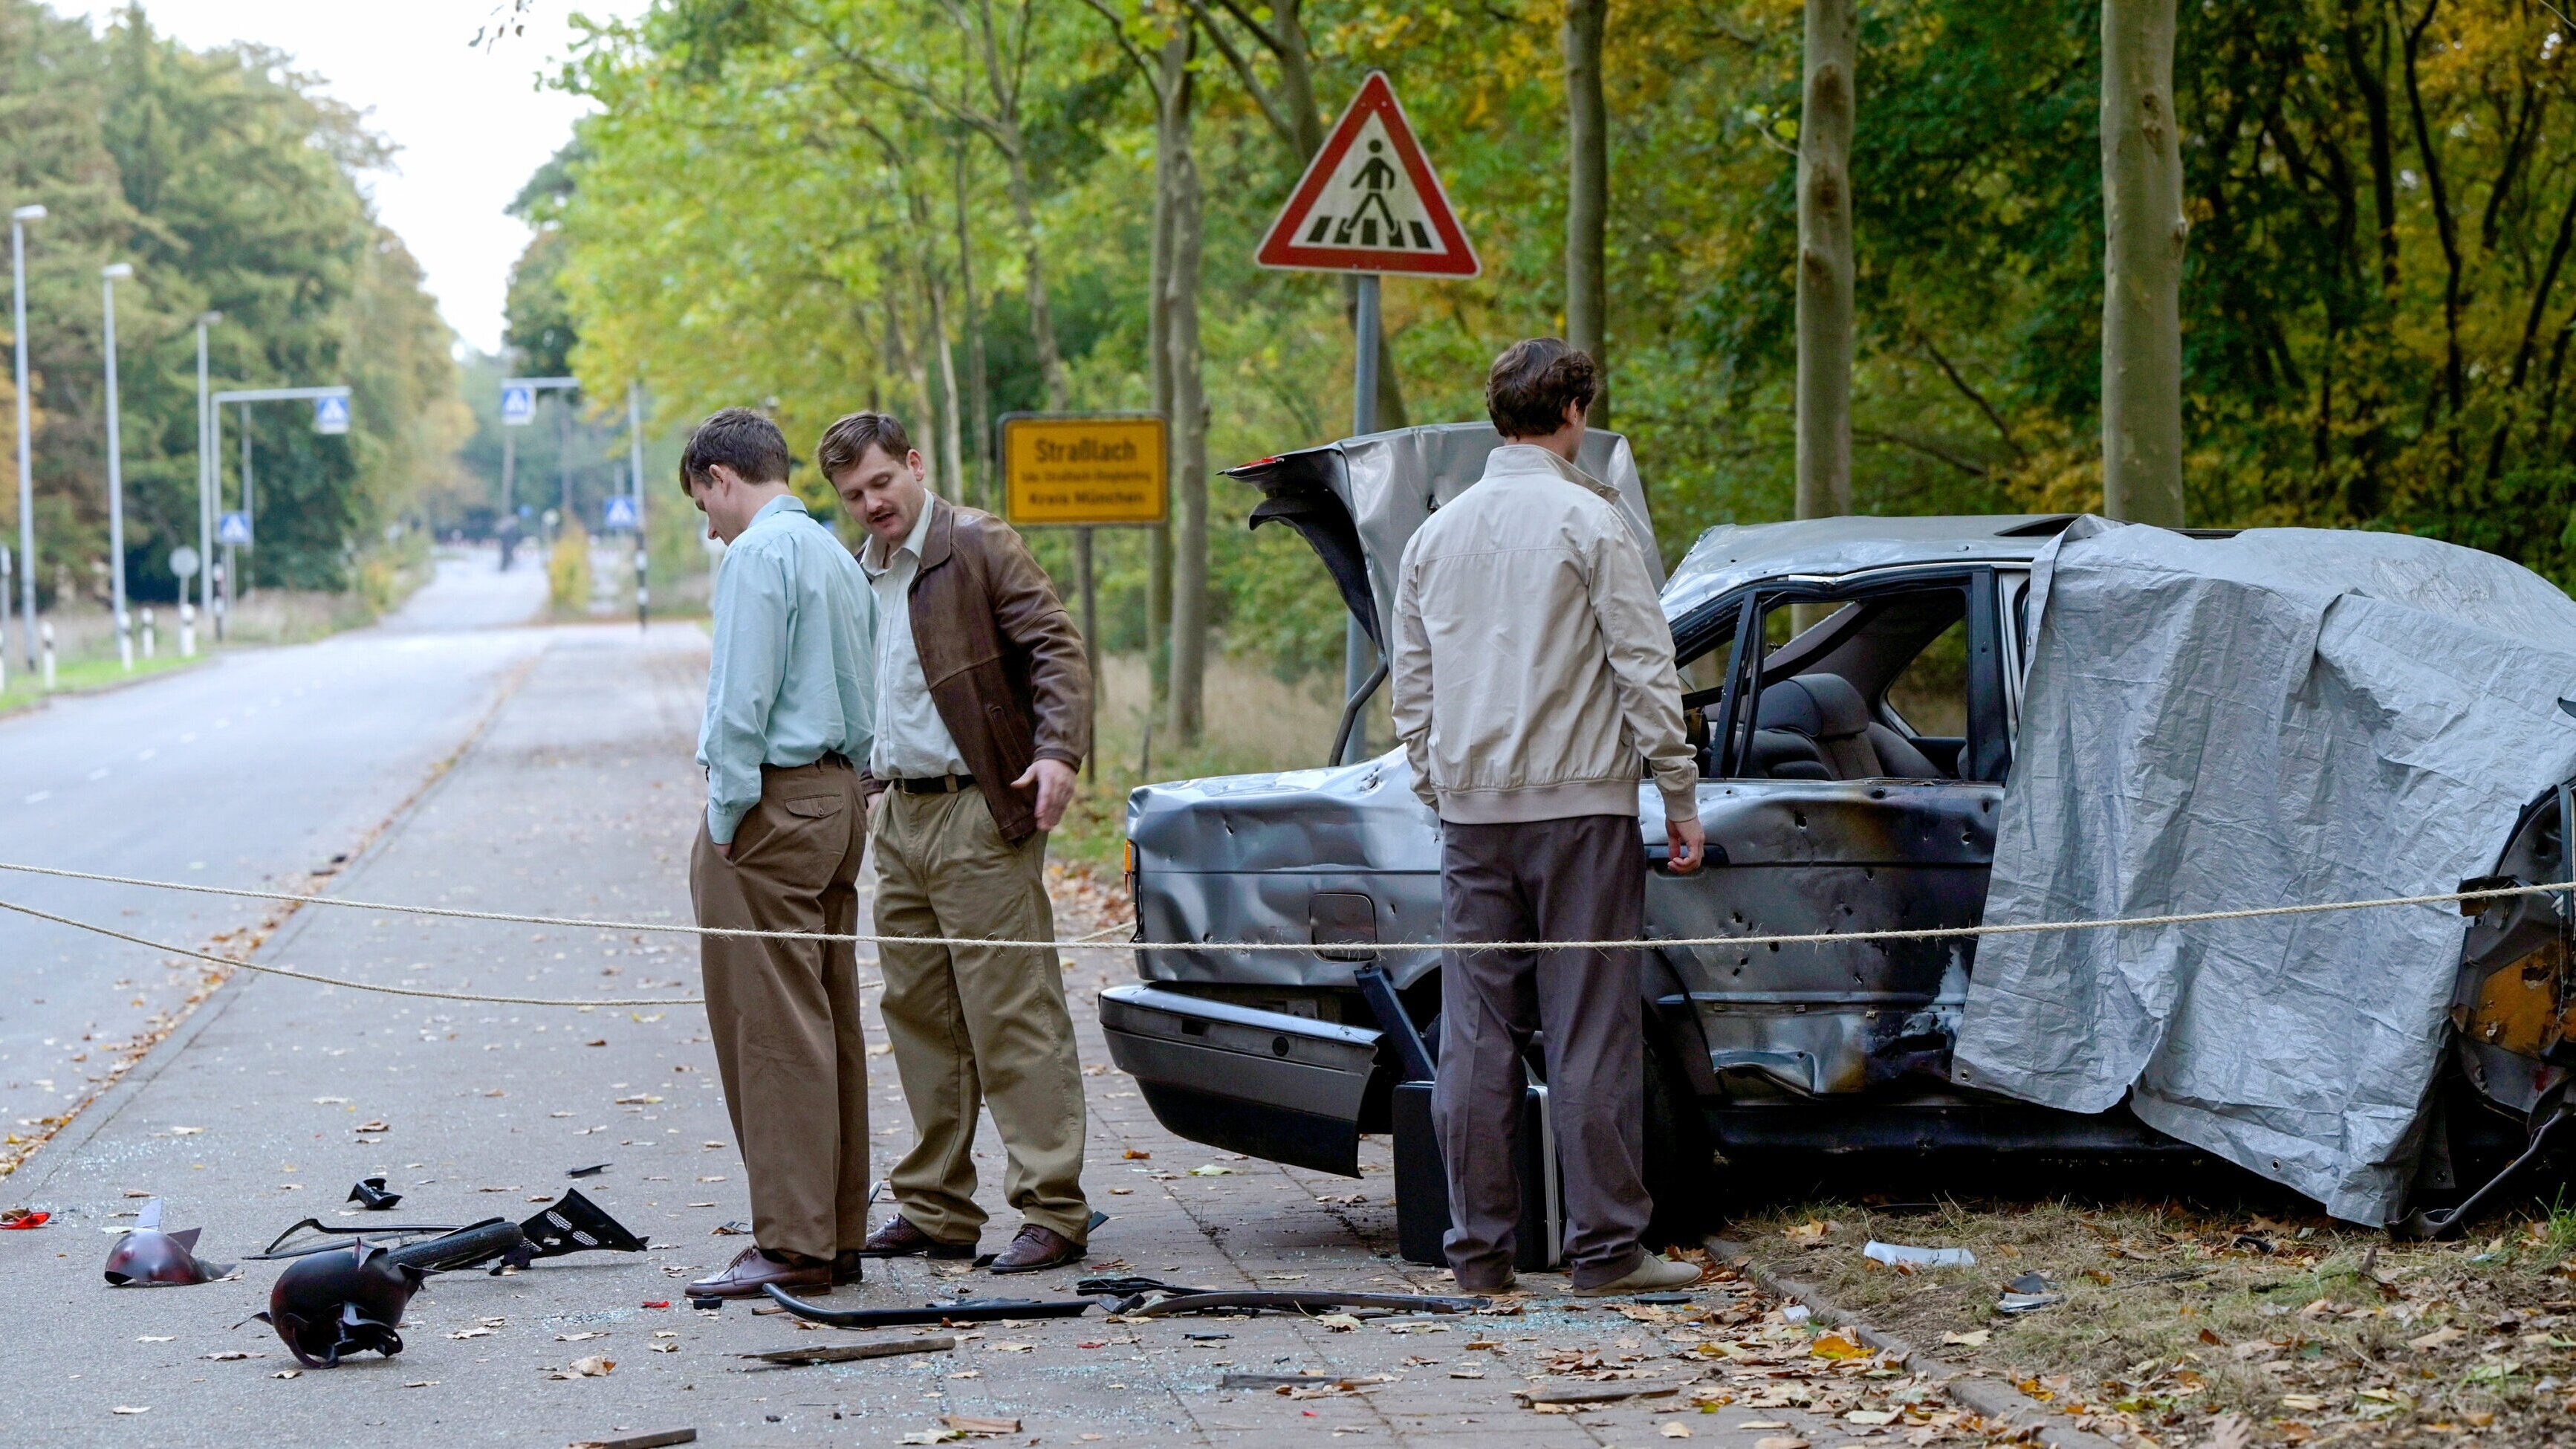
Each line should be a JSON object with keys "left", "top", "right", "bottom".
{"left": 688, "top": 758, "right": 871, "bottom": 1262}
{"left": 1432, "top": 814, "right": 1651, "bottom": 1291}
{"left": 872, "top": 785, "right": 1089, "bottom": 1245}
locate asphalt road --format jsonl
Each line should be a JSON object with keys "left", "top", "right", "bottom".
{"left": 0, "top": 548, "right": 551, "bottom": 1155}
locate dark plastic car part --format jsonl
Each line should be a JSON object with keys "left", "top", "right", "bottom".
{"left": 255, "top": 1239, "right": 425, "bottom": 1367}
{"left": 103, "top": 1200, "right": 235, "bottom": 1286}
{"left": 759, "top": 1284, "right": 1094, "bottom": 1326}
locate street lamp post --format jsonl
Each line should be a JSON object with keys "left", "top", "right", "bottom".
{"left": 10, "top": 203, "right": 41, "bottom": 675}
{"left": 194, "top": 311, "right": 220, "bottom": 624}
{"left": 101, "top": 262, "right": 132, "bottom": 672}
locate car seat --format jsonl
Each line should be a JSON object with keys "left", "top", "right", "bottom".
{"left": 1748, "top": 674, "right": 1942, "bottom": 780}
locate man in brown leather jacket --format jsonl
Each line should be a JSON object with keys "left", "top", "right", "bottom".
{"left": 820, "top": 412, "right": 1097, "bottom": 1275}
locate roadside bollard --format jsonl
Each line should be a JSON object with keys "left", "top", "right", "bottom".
{"left": 179, "top": 601, "right": 195, "bottom": 658}
{"left": 39, "top": 619, "right": 54, "bottom": 690}
{"left": 141, "top": 607, "right": 156, "bottom": 661}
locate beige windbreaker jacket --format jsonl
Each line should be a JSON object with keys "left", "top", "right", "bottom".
{"left": 1389, "top": 443, "right": 1699, "bottom": 825}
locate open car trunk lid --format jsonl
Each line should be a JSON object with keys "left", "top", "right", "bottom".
{"left": 1230, "top": 422, "right": 1662, "bottom": 651}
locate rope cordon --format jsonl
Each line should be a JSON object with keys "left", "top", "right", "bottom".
{"left": 0, "top": 859, "right": 2561, "bottom": 1008}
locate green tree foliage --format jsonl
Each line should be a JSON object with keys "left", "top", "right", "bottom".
{"left": 0, "top": 2, "right": 457, "bottom": 601}
{"left": 544, "top": 0, "right": 2576, "bottom": 693}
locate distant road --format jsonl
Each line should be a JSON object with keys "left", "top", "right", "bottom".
{"left": 0, "top": 548, "right": 553, "bottom": 1150}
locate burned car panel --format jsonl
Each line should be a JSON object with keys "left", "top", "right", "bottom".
{"left": 1644, "top": 777, "right": 1998, "bottom": 1098}
{"left": 1125, "top": 753, "right": 1442, "bottom": 991}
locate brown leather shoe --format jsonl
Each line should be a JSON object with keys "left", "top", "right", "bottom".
{"left": 685, "top": 1245, "right": 832, "bottom": 1300}
{"left": 987, "top": 1223, "right": 1084, "bottom": 1275}
{"left": 831, "top": 1249, "right": 866, "bottom": 1286}
{"left": 857, "top": 1214, "right": 976, "bottom": 1260}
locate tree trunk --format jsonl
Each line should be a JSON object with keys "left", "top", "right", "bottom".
{"left": 929, "top": 266, "right": 968, "bottom": 505}
{"left": 1147, "top": 28, "right": 1178, "bottom": 706}
{"left": 959, "top": 7, "right": 1070, "bottom": 414}
{"left": 1794, "top": 0, "right": 1855, "bottom": 521}
{"left": 953, "top": 140, "right": 994, "bottom": 510}
{"left": 2100, "top": 0, "right": 2188, "bottom": 527}
{"left": 1162, "top": 27, "right": 1209, "bottom": 745}
{"left": 1563, "top": 0, "right": 1609, "bottom": 425}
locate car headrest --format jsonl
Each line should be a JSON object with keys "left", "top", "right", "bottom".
{"left": 1754, "top": 674, "right": 1872, "bottom": 740}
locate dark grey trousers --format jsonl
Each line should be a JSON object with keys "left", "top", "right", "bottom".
{"left": 1430, "top": 814, "right": 1650, "bottom": 1290}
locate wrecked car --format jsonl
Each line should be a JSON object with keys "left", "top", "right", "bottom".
{"left": 1101, "top": 422, "right": 2576, "bottom": 1238}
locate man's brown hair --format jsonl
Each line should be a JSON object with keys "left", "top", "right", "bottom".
{"left": 1485, "top": 338, "right": 1597, "bottom": 439}
{"left": 678, "top": 407, "right": 791, "bottom": 493}
{"left": 816, "top": 412, "right": 915, "bottom": 481}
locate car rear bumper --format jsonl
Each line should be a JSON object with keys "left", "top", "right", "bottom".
{"left": 1098, "top": 983, "right": 1383, "bottom": 1177}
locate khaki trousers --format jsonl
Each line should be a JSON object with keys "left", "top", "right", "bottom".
{"left": 872, "top": 785, "right": 1089, "bottom": 1245}
{"left": 688, "top": 758, "right": 871, "bottom": 1263}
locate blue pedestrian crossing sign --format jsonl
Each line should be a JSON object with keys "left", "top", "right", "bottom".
{"left": 500, "top": 384, "right": 536, "bottom": 427}
{"left": 601, "top": 495, "right": 640, "bottom": 531}
{"left": 312, "top": 393, "right": 350, "bottom": 435}
{"left": 217, "top": 511, "right": 253, "bottom": 547}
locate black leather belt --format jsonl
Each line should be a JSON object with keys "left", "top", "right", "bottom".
{"left": 894, "top": 773, "right": 975, "bottom": 794}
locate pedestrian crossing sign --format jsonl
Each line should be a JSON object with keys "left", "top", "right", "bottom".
{"left": 218, "top": 511, "right": 252, "bottom": 547}
{"left": 1256, "top": 71, "right": 1479, "bottom": 279}
{"left": 601, "top": 494, "right": 640, "bottom": 532}
{"left": 311, "top": 393, "right": 350, "bottom": 435}
{"left": 501, "top": 383, "right": 536, "bottom": 427}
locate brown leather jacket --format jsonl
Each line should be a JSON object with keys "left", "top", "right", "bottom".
{"left": 866, "top": 501, "right": 1091, "bottom": 842}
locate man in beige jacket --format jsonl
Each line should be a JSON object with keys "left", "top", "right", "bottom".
{"left": 1390, "top": 338, "right": 1705, "bottom": 1296}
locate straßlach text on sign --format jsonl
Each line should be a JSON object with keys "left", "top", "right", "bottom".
{"left": 999, "top": 413, "right": 1168, "bottom": 527}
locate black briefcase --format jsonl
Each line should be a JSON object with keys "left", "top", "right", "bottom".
{"left": 1390, "top": 1079, "right": 1561, "bottom": 1271}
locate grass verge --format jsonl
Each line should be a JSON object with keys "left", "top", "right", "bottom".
{"left": 1727, "top": 1189, "right": 2576, "bottom": 1445}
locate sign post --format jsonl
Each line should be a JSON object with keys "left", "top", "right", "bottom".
{"left": 169, "top": 546, "right": 199, "bottom": 657}
{"left": 999, "top": 413, "right": 1169, "bottom": 780}
{"left": 500, "top": 377, "right": 578, "bottom": 529}
{"left": 1253, "top": 71, "right": 1480, "bottom": 762}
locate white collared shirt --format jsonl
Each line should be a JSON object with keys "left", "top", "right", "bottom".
{"left": 859, "top": 493, "right": 970, "bottom": 779}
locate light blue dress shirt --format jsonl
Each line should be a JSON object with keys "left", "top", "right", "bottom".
{"left": 695, "top": 493, "right": 876, "bottom": 844}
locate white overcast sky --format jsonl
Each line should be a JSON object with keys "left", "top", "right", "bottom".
{"left": 114, "top": 1, "right": 646, "bottom": 355}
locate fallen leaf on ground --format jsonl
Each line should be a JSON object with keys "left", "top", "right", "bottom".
{"left": 990, "top": 1342, "right": 1034, "bottom": 1353}
{"left": 400, "top": 1381, "right": 438, "bottom": 1389}
{"left": 2407, "top": 1325, "right": 2466, "bottom": 1352}
{"left": 2207, "top": 1413, "right": 2254, "bottom": 1449}
{"left": 198, "top": 1350, "right": 256, "bottom": 1361}
{"left": 353, "top": 1121, "right": 388, "bottom": 1133}
{"left": 450, "top": 1328, "right": 494, "bottom": 1340}
{"left": 1122, "top": 1149, "right": 1149, "bottom": 1160}
{"left": 2280, "top": 1395, "right": 2326, "bottom": 1412}
{"left": 1809, "top": 1331, "right": 1869, "bottom": 1360}
{"left": 136, "top": 1336, "right": 175, "bottom": 1343}
{"left": 0, "top": 1208, "right": 48, "bottom": 1229}
{"left": 1940, "top": 1330, "right": 1990, "bottom": 1347}
{"left": 168, "top": 1127, "right": 204, "bottom": 1136}
{"left": 550, "top": 1356, "right": 614, "bottom": 1378}
{"left": 1754, "top": 1438, "right": 1808, "bottom": 1449}
{"left": 270, "top": 1370, "right": 299, "bottom": 1380}
{"left": 556, "top": 1332, "right": 605, "bottom": 1342}
{"left": 1659, "top": 1423, "right": 1692, "bottom": 1439}
{"left": 1188, "top": 1164, "right": 1232, "bottom": 1176}
{"left": 110, "top": 1406, "right": 149, "bottom": 1416}
{"left": 944, "top": 1416, "right": 1021, "bottom": 1436}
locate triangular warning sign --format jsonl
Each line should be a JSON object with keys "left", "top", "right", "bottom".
{"left": 1256, "top": 71, "right": 1480, "bottom": 279}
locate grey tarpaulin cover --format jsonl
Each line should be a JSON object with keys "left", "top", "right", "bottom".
{"left": 1953, "top": 517, "right": 2576, "bottom": 1222}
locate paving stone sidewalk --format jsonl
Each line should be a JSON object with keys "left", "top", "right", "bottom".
{"left": 0, "top": 626, "right": 1947, "bottom": 1449}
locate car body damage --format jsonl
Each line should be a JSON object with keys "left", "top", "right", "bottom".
{"left": 1103, "top": 424, "right": 2575, "bottom": 1229}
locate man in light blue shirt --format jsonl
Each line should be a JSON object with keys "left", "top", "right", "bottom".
{"left": 678, "top": 407, "right": 880, "bottom": 1300}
